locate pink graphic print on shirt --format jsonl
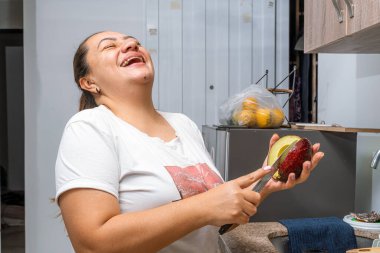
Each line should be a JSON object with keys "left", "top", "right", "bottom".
{"left": 165, "top": 163, "right": 223, "bottom": 199}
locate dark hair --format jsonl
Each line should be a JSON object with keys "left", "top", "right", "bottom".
{"left": 73, "top": 32, "right": 104, "bottom": 111}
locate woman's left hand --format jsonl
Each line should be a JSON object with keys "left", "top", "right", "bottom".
{"left": 259, "top": 134, "right": 325, "bottom": 198}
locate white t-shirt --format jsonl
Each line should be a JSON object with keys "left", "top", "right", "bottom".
{"left": 55, "top": 105, "right": 225, "bottom": 253}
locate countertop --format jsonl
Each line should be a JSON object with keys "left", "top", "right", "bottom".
{"left": 221, "top": 222, "right": 380, "bottom": 253}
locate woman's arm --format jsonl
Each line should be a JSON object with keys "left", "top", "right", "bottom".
{"left": 59, "top": 168, "right": 271, "bottom": 253}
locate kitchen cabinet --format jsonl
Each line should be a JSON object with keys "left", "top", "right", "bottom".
{"left": 304, "top": 0, "right": 346, "bottom": 53}
{"left": 305, "top": 0, "right": 380, "bottom": 53}
{"left": 347, "top": 0, "right": 380, "bottom": 35}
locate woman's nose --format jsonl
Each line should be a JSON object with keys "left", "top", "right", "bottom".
{"left": 121, "top": 40, "right": 138, "bottom": 53}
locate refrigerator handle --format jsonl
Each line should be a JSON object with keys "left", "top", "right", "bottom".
{"left": 210, "top": 147, "right": 215, "bottom": 162}
{"left": 224, "top": 131, "right": 230, "bottom": 181}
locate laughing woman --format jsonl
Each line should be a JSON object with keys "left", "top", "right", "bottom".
{"left": 55, "top": 31, "right": 324, "bottom": 253}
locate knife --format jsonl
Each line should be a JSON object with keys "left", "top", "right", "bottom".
{"left": 251, "top": 139, "right": 298, "bottom": 193}
{"left": 218, "top": 140, "right": 298, "bottom": 235}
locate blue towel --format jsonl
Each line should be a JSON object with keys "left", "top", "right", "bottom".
{"left": 279, "top": 217, "right": 357, "bottom": 253}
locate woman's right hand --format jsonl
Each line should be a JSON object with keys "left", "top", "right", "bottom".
{"left": 197, "top": 168, "right": 272, "bottom": 227}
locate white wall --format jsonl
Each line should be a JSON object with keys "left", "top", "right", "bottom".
{"left": 24, "top": 1, "right": 147, "bottom": 252}
{"left": 24, "top": 0, "right": 288, "bottom": 252}
{"left": 318, "top": 54, "right": 380, "bottom": 212}
{"left": 318, "top": 54, "right": 380, "bottom": 128}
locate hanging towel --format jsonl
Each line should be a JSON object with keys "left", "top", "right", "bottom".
{"left": 279, "top": 217, "right": 357, "bottom": 253}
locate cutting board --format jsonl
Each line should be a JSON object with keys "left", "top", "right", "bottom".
{"left": 347, "top": 248, "right": 380, "bottom": 252}
{"left": 290, "top": 123, "right": 380, "bottom": 133}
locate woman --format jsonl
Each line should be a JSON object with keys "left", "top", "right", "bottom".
{"left": 55, "top": 31, "right": 324, "bottom": 253}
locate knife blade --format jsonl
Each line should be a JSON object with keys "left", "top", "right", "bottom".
{"left": 218, "top": 139, "right": 298, "bottom": 235}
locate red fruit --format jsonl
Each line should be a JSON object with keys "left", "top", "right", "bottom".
{"left": 272, "top": 138, "right": 312, "bottom": 182}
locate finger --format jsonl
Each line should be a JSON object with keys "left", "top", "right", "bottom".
{"left": 310, "top": 151, "right": 324, "bottom": 170}
{"left": 242, "top": 190, "right": 261, "bottom": 206}
{"left": 269, "top": 133, "right": 280, "bottom": 150}
{"left": 312, "top": 143, "right": 320, "bottom": 155}
{"left": 285, "top": 173, "right": 297, "bottom": 188}
{"left": 237, "top": 212, "right": 250, "bottom": 225}
{"left": 235, "top": 167, "right": 272, "bottom": 188}
{"left": 297, "top": 161, "right": 312, "bottom": 183}
{"left": 241, "top": 201, "right": 257, "bottom": 217}
{"left": 300, "top": 161, "right": 312, "bottom": 182}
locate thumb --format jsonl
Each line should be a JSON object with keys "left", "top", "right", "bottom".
{"left": 234, "top": 166, "right": 273, "bottom": 188}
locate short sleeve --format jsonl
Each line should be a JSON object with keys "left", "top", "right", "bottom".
{"left": 55, "top": 120, "right": 120, "bottom": 201}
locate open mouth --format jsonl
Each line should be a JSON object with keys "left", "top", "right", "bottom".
{"left": 120, "top": 56, "right": 145, "bottom": 67}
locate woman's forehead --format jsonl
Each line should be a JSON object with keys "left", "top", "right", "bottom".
{"left": 86, "top": 31, "right": 129, "bottom": 47}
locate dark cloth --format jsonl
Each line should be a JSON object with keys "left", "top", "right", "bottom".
{"left": 301, "top": 54, "right": 311, "bottom": 122}
{"left": 289, "top": 76, "right": 302, "bottom": 122}
{"left": 279, "top": 217, "right": 357, "bottom": 253}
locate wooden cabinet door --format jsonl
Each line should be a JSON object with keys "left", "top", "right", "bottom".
{"left": 304, "top": 0, "right": 347, "bottom": 53}
{"left": 347, "top": 0, "right": 380, "bottom": 35}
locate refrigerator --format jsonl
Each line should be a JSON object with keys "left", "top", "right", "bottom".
{"left": 202, "top": 125, "right": 377, "bottom": 221}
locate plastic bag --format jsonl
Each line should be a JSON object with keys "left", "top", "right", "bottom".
{"left": 218, "top": 84, "right": 285, "bottom": 128}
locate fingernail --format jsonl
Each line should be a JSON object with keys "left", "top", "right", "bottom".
{"left": 290, "top": 174, "right": 295, "bottom": 180}
{"left": 263, "top": 165, "right": 272, "bottom": 171}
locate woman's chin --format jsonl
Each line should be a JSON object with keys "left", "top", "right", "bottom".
{"left": 124, "top": 73, "right": 153, "bottom": 85}
{"left": 138, "top": 72, "right": 154, "bottom": 83}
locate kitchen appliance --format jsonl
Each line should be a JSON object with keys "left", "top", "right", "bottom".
{"left": 202, "top": 125, "right": 380, "bottom": 221}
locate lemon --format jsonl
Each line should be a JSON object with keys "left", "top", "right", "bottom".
{"left": 271, "top": 108, "right": 285, "bottom": 127}
{"left": 256, "top": 108, "right": 272, "bottom": 128}
{"left": 242, "top": 97, "right": 258, "bottom": 112}
{"left": 236, "top": 110, "right": 256, "bottom": 127}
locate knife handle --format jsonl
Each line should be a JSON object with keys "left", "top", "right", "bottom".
{"left": 219, "top": 223, "right": 239, "bottom": 235}
{"left": 219, "top": 223, "right": 232, "bottom": 234}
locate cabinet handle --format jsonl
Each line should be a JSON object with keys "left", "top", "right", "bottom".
{"left": 344, "top": 0, "right": 354, "bottom": 18}
{"left": 331, "top": 0, "right": 344, "bottom": 23}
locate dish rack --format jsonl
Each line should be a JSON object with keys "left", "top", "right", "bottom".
{"left": 255, "top": 66, "right": 297, "bottom": 126}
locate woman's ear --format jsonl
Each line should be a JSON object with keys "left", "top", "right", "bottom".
{"left": 79, "top": 77, "right": 98, "bottom": 94}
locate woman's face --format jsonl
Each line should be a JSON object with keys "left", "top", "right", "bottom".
{"left": 84, "top": 31, "right": 154, "bottom": 94}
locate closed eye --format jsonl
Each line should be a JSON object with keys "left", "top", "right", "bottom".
{"left": 103, "top": 44, "right": 116, "bottom": 50}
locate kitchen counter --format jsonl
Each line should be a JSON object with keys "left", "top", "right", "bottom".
{"left": 221, "top": 222, "right": 380, "bottom": 253}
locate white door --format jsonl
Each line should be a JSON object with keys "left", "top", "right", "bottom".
{"left": 145, "top": 0, "right": 279, "bottom": 128}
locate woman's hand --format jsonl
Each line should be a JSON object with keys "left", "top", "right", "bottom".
{"left": 198, "top": 167, "right": 272, "bottom": 227}
{"left": 259, "top": 134, "right": 325, "bottom": 198}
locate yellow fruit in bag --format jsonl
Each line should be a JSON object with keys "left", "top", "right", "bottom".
{"left": 218, "top": 85, "right": 284, "bottom": 127}
{"left": 242, "top": 97, "right": 258, "bottom": 112}
{"left": 256, "top": 108, "right": 272, "bottom": 128}
{"left": 271, "top": 108, "right": 285, "bottom": 127}
{"left": 235, "top": 110, "right": 256, "bottom": 127}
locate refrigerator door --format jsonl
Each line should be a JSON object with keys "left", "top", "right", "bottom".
{"left": 203, "top": 126, "right": 358, "bottom": 221}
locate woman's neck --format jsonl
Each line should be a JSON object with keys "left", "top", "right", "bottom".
{"left": 100, "top": 93, "right": 160, "bottom": 126}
